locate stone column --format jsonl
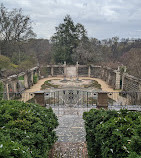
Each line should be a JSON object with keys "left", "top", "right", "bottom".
{"left": 138, "top": 83, "right": 141, "bottom": 104}
{"left": 51, "top": 67, "right": 54, "bottom": 76}
{"left": 6, "top": 83, "right": 9, "bottom": 100}
{"left": 24, "top": 73, "right": 29, "bottom": 89}
{"left": 121, "top": 67, "right": 127, "bottom": 90}
{"left": 31, "top": 71, "right": 33, "bottom": 84}
{"left": 121, "top": 73, "right": 125, "bottom": 90}
{"left": 97, "top": 92, "right": 108, "bottom": 109}
{"left": 38, "top": 69, "right": 41, "bottom": 79}
{"left": 64, "top": 61, "right": 67, "bottom": 78}
{"left": 115, "top": 70, "right": 121, "bottom": 89}
{"left": 88, "top": 65, "right": 91, "bottom": 77}
{"left": 76, "top": 61, "right": 79, "bottom": 78}
{"left": 13, "top": 81, "right": 17, "bottom": 93}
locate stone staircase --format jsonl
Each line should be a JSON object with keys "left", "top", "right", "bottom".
{"left": 49, "top": 142, "right": 88, "bottom": 158}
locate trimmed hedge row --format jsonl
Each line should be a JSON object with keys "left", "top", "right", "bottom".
{"left": 0, "top": 100, "right": 59, "bottom": 158}
{"left": 83, "top": 109, "right": 141, "bottom": 158}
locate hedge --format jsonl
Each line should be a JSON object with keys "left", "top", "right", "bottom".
{"left": 83, "top": 109, "right": 141, "bottom": 158}
{"left": 0, "top": 100, "right": 59, "bottom": 158}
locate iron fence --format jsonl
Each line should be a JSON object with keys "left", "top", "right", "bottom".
{"left": 0, "top": 91, "right": 141, "bottom": 111}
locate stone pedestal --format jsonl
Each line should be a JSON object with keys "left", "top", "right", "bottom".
{"left": 97, "top": 93, "right": 108, "bottom": 109}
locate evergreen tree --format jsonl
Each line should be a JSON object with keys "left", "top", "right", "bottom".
{"left": 51, "top": 15, "right": 87, "bottom": 64}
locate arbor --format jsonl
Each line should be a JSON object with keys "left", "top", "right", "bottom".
{"left": 51, "top": 15, "right": 87, "bottom": 64}
{"left": 0, "top": 3, "right": 36, "bottom": 56}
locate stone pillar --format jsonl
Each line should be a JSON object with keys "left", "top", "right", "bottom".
{"left": 24, "top": 73, "right": 29, "bottom": 89}
{"left": 115, "top": 70, "right": 121, "bottom": 89}
{"left": 138, "top": 83, "right": 141, "bottom": 104}
{"left": 13, "top": 81, "right": 17, "bottom": 93}
{"left": 64, "top": 61, "right": 67, "bottom": 78}
{"left": 34, "top": 92, "right": 45, "bottom": 106}
{"left": 121, "top": 67, "right": 127, "bottom": 90}
{"left": 76, "top": 61, "right": 79, "bottom": 78}
{"left": 31, "top": 71, "right": 33, "bottom": 84}
{"left": 51, "top": 67, "right": 54, "bottom": 76}
{"left": 88, "top": 66, "right": 91, "bottom": 77}
{"left": 97, "top": 92, "right": 108, "bottom": 109}
{"left": 38, "top": 69, "right": 41, "bottom": 79}
{"left": 6, "top": 83, "right": 9, "bottom": 100}
{"left": 121, "top": 73, "right": 126, "bottom": 90}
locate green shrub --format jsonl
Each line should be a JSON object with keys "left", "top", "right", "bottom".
{"left": 83, "top": 109, "right": 141, "bottom": 158}
{"left": 41, "top": 80, "right": 59, "bottom": 89}
{"left": 84, "top": 80, "right": 101, "bottom": 89}
{"left": 0, "top": 100, "right": 59, "bottom": 158}
{"left": 33, "top": 74, "right": 38, "bottom": 84}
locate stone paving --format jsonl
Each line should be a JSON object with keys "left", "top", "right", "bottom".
{"left": 49, "top": 107, "right": 91, "bottom": 158}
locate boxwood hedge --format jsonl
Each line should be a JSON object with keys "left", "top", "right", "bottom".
{"left": 0, "top": 100, "right": 59, "bottom": 158}
{"left": 83, "top": 109, "right": 141, "bottom": 158}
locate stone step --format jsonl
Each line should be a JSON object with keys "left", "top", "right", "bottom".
{"left": 49, "top": 142, "right": 88, "bottom": 158}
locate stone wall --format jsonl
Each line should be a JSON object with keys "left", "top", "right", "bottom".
{"left": 41, "top": 63, "right": 121, "bottom": 90}
{"left": 122, "top": 73, "right": 141, "bottom": 104}
{"left": 78, "top": 66, "right": 88, "bottom": 76}
{"left": 100, "top": 67, "right": 120, "bottom": 89}
{"left": 1, "top": 66, "right": 40, "bottom": 100}
{"left": 90, "top": 66, "right": 102, "bottom": 78}
{"left": 53, "top": 67, "right": 64, "bottom": 76}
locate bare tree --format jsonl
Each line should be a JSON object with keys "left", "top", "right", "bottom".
{"left": 0, "top": 3, "right": 36, "bottom": 56}
{"left": 121, "top": 48, "right": 141, "bottom": 78}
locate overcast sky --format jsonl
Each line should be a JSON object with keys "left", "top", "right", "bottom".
{"left": 2, "top": 0, "right": 141, "bottom": 40}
